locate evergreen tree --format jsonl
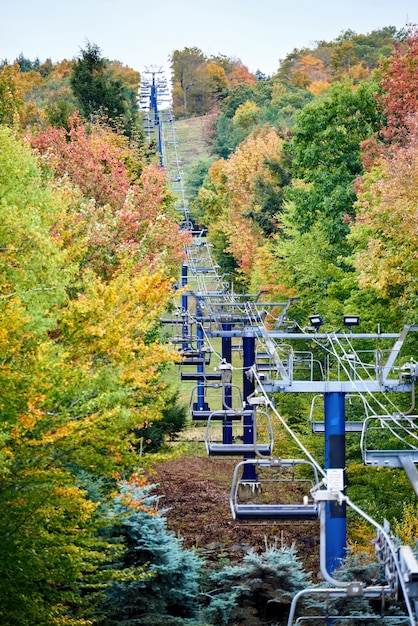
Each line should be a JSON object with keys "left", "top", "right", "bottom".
{"left": 203, "top": 544, "right": 313, "bottom": 626}
{"left": 104, "top": 480, "right": 203, "bottom": 625}
{"left": 70, "top": 42, "right": 141, "bottom": 137}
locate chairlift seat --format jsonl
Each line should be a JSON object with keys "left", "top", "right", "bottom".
{"left": 206, "top": 443, "right": 272, "bottom": 457}
{"left": 191, "top": 409, "right": 253, "bottom": 421}
{"left": 363, "top": 449, "right": 418, "bottom": 467}
{"left": 189, "top": 264, "right": 217, "bottom": 271}
{"left": 181, "top": 372, "right": 222, "bottom": 381}
{"left": 233, "top": 503, "right": 318, "bottom": 521}
{"left": 312, "top": 421, "right": 364, "bottom": 434}
{"left": 178, "top": 358, "right": 207, "bottom": 366}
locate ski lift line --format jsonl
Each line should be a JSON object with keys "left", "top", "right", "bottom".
{"left": 152, "top": 72, "right": 417, "bottom": 623}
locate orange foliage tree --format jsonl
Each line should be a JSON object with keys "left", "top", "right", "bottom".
{"left": 351, "top": 115, "right": 418, "bottom": 318}
{"left": 199, "top": 125, "right": 282, "bottom": 281}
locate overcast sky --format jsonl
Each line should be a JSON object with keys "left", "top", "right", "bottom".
{"left": 1, "top": 0, "right": 416, "bottom": 77}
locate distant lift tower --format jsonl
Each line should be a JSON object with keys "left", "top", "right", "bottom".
{"left": 140, "top": 66, "right": 170, "bottom": 165}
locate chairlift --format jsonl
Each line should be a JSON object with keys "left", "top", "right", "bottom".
{"left": 205, "top": 409, "right": 273, "bottom": 457}
{"left": 176, "top": 347, "right": 211, "bottom": 367}
{"left": 230, "top": 458, "right": 319, "bottom": 520}
{"left": 309, "top": 393, "right": 369, "bottom": 434}
{"left": 189, "top": 381, "right": 243, "bottom": 420}
{"left": 361, "top": 414, "right": 418, "bottom": 467}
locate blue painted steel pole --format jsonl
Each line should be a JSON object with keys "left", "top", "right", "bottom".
{"left": 324, "top": 392, "right": 347, "bottom": 573}
{"left": 150, "top": 72, "right": 162, "bottom": 166}
{"left": 242, "top": 336, "right": 257, "bottom": 481}
{"left": 196, "top": 301, "right": 205, "bottom": 412}
{"left": 181, "top": 264, "right": 188, "bottom": 351}
{"left": 222, "top": 324, "right": 233, "bottom": 444}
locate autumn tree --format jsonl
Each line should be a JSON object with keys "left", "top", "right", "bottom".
{"left": 228, "top": 63, "right": 257, "bottom": 87}
{"left": 170, "top": 46, "right": 207, "bottom": 117}
{"left": 0, "top": 105, "right": 187, "bottom": 623}
{"left": 197, "top": 125, "right": 283, "bottom": 283}
{"left": 0, "top": 62, "right": 25, "bottom": 126}
{"left": 377, "top": 27, "right": 418, "bottom": 147}
{"left": 206, "top": 61, "right": 229, "bottom": 98}
{"left": 291, "top": 53, "right": 331, "bottom": 91}
{"left": 275, "top": 27, "right": 401, "bottom": 86}
{"left": 170, "top": 48, "right": 258, "bottom": 118}
{"left": 31, "top": 114, "right": 188, "bottom": 277}
{"left": 350, "top": 115, "right": 418, "bottom": 320}
{"left": 0, "top": 125, "right": 96, "bottom": 625}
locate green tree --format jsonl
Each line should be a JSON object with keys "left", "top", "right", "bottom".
{"left": 170, "top": 47, "right": 207, "bottom": 117}
{"left": 70, "top": 42, "right": 141, "bottom": 136}
{"left": 203, "top": 544, "right": 313, "bottom": 626}
{"left": 284, "top": 80, "right": 381, "bottom": 245}
{"left": 104, "top": 479, "right": 203, "bottom": 625}
{"left": 246, "top": 155, "right": 291, "bottom": 236}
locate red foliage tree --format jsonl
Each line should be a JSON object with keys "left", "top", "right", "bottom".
{"left": 31, "top": 115, "right": 188, "bottom": 277}
{"left": 378, "top": 27, "right": 418, "bottom": 146}
{"left": 362, "top": 27, "right": 418, "bottom": 169}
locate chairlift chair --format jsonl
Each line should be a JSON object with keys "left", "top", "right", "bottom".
{"left": 361, "top": 414, "right": 418, "bottom": 467}
{"left": 230, "top": 458, "right": 319, "bottom": 521}
{"left": 205, "top": 409, "right": 273, "bottom": 457}
{"left": 189, "top": 382, "right": 243, "bottom": 421}
{"left": 309, "top": 393, "right": 369, "bottom": 434}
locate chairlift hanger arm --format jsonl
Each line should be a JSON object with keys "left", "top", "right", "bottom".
{"left": 381, "top": 325, "right": 418, "bottom": 383}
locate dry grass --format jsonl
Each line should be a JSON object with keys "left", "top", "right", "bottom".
{"left": 175, "top": 114, "right": 214, "bottom": 167}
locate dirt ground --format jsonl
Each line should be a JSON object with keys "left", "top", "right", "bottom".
{"left": 150, "top": 455, "right": 321, "bottom": 576}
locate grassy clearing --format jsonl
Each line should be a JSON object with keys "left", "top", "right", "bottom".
{"left": 175, "top": 115, "right": 214, "bottom": 167}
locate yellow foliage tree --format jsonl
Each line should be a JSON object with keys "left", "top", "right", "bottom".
{"left": 351, "top": 116, "right": 418, "bottom": 318}
{"left": 201, "top": 125, "right": 283, "bottom": 280}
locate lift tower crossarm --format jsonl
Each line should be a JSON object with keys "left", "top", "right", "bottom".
{"left": 258, "top": 324, "right": 290, "bottom": 384}
{"left": 381, "top": 324, "right": 418, "bottom": 383}
{"left": 399, "top": 455, "right": 418, "bottom": 498}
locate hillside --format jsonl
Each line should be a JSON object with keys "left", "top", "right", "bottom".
{"left": 175, "top": 113, "right": 214, "bottom": 167}
{"left": 151, "top": 454, "right": 320, "bottom": 574}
